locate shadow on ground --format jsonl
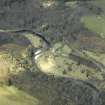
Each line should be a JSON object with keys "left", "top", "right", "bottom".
{"left": 10, "top": 70, "right": 103, "bottom": 105}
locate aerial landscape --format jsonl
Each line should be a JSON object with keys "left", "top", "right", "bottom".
{"left": 0, "top": 0, "right": 105, "bottom": 105}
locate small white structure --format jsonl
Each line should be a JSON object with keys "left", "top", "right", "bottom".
{"left": 34, "top": 49, "right": 42, "bottom": 60}
{"left": 34, "top": 54, "right": 42, "bottom": 60}
{"left": 42, "top": 1, "right": 55, "bottom": 8}
{"left": 34, "top": 49, "right": 42, "bottom": 55}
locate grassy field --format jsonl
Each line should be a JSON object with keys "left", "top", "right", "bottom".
{"left": 94, "top": 0, "right": 105, "bottom": 10}
{"left": 24, "top": 33, "right": 42, "bottom": 48}
{"left": 0, "top": 85, "right": 38, "bottom": 105}
{"left": 83, "top": 50, "right": 105, "bottom": 67}
{"left": 81, "top": 15, "right": 105, "bottom": 38}
{"left": 81, "top": 0, "right": 105, "bottom": 38}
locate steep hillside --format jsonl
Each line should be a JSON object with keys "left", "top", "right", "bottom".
{"left": 0, "top": 0, "right": 105, "bottom": 105}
